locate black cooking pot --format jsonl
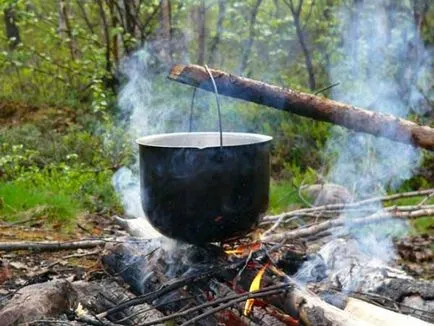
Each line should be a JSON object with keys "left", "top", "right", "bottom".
{"left": 136, "top": 65, "right": 272, "bottom": 244}
{"left": 137, "top": 132, "right": 272, "bottom": 244}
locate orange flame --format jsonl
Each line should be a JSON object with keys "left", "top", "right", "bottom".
{"left": 244, "top": 264, "right": 269, "bottom": 316}
{"left": 224, "top": 242, "right": 261, "bottom": 256}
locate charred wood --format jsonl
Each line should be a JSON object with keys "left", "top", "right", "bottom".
{"left": 72, "top": 280, "right": 165, "bottom": 325}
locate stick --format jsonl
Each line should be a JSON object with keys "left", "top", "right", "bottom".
{"left": 97, "top": 260, "right": 244, "bottom": 319}
{"left": 262, "top": 189, "right": 434, "bottom": 223}
{"left": 0, "top": 239, "right": 108, "bottom": 252}
{"left": 261, "top": 208, "right": 434, "bottom": 242}
{"left": 139, "top": 284, "right": 290, "bottom": 326}
{"left": 168, "top": 64, "right": 434, "bottom": 150}
{"left": 178, "top": 287, "right": 290, "bottom": 326}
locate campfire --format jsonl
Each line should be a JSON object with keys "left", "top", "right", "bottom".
{"left": 1, "top": 66, "right": 433, "bottom": 326}
{"left": 1, "top": 189, "right": 433, "bottom": 325}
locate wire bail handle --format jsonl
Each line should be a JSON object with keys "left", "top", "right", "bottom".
{"left": 188, "top": 65, "right": 223, "bottom": 149}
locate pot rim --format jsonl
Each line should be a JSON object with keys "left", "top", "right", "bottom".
{"left": 136, "top": 132, "right": 272, "bottom": 149}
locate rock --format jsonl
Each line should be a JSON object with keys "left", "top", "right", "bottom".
{"left": 0, "top": 279, "right": 77, "bottom": 326}
{"left": 302, "top": 184, "right": 354, "bottom": 206}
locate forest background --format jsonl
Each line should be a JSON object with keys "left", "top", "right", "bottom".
{"left": 0, "top": 0, "right": 432, "bottom": 234}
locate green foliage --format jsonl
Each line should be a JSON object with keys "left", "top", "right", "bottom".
{"left": 411, "top": 217, "right": 434, "bottom": 234}
{"left": 268, "top": 179, "right": 303, "bottom": 214}
{"left": 0, "top": 115, "right": 130, "bottom": 229}
{"left": 0, "top": 181, "right": 80, "bottom": 229}
{"left": 0, "top": 157, "right": 123, "bottom": 229}
{"left": 0, "top": 0, "right": 432, "bottom": 232}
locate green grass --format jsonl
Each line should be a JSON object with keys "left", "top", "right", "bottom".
{"left": 0, "top": 181, "right": 80, "bottom": 228}
{"left": 412, "top": 216, "right": 434, "bottom": 234}
{"left": 0, "top": 167, "right": 123, "bottom": 230}
{"left": 268, "top": 179, "right": 304, "bottom": 214}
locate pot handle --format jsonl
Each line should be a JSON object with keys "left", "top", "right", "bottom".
{"left": 188, "top": 65, "right": 223, "bottom": 149}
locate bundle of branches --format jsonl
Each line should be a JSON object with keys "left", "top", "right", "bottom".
{"left": 260, "top": 188, "right": 434, "bottom": 243}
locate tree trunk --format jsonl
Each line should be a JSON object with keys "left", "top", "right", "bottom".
{"left": 239, "top": 0, "right": 263, "bottom": 75}
{"left": 96, "top": 0, "right": 111, "bottom": 74}
{"left": 168, "top": 64, "right": 434, "bottom": 150}
{"left": 3, "top": 4, "right": 20, "bottom": 50}
{"left": 58, "top": 0, "right": 78, "bottom": 60}
{"left": 208, "top": 0, "right": 226, "bottom": 65}
{"left": 76, "top": 0, "right": 94, "bottom": 34}
{"left": 285, "top": 0, "right": 316, "bottom": 90}
{"left": 108, "top": 0, "right": 120, "bottom": 65}
{"left": 160, "top": 0, "right": 172, "bottom": 64}
{"left": 197, "top": 0, "right": 206, "bottom": 65}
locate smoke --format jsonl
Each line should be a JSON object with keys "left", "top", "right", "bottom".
{"left": 297, "top": 1, "right": 431, "bottom": 291}
{"left": 111, "top": 48, "right": 176, "bottom": 237}
{"left": 111, "top": 46, "right": 221, "bottom": 237}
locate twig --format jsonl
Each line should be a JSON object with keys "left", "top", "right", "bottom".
{"left": 417, "top": 191, "right": 434, "bottom": 207}
{"left": 262, "top": 208, "right": 434, "bottom": 242}
{"left": 62, "top": 249, "right": 101, "bottom": 259}
{"left": 263, "top": 189, "right": 434, "bottom": 223}
{"left": 0, "top": 239, "right": 107, "bottom": 252}
{"left": 97, "top": 261, "right": 244, "bottom": 319}
{"left": 177, "top": 286, "right": 290, "bottom": 326}
{"left": 314, "top": 82, "right": 340, "bottom": 95}
{"left": 0, "top": 237, "right": 148, "bottom": 252}
{"left": 113, "top": 295, "right": 198, "bottom": 324}
{"left": 28, "top": 320, "right": 73, "bottom": 325}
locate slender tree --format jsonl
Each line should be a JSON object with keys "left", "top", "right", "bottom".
{"left": 208, "top": 0, "right": 226, "bottom": 65}
{"left": 240, "top": 0, "right": 263, "bottom": 75}
{"left": 58, "top": 0, "right": 78, "bottom": 60}
{"left": 283, "top": 0, "right": 316, "bottom": 90}
{"left": 197, "top": 0, "right": 206, "bottom": 65}
{"left": 160, "top": 0, "right": 172, "bottom": 64}
{"left": 3, "top": 3, "right": 20, "bottom": 50}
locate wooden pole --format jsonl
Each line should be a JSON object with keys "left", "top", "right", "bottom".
{"left": 168, "top": 64, "right": 434, "bottom": 151}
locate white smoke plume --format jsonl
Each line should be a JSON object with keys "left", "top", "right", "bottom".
{"left": 111, "top": 48, "right": 184, "bottom": 237}
{"left": 297, "top": 0, "right": 432, "bottom": 291}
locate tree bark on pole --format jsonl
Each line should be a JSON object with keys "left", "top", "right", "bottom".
{"left": 168, "top": 64, "right": 434, "bottom": 151}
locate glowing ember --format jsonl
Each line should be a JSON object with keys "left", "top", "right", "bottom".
{"left": 244, "top": 264, "right": 269, "bottom": 316}
{"left": 224, "top": 242, "right": 262, "bottom": 256}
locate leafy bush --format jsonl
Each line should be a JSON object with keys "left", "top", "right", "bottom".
{"left": 0, "top": 116, "right": 130, "bottom": 229}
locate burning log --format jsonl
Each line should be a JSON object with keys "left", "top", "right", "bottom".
{"left": 100, "top": 241, "right": 371, "bottom": 326}
{"left": 168, "top": 64, "right": 434, "bottom": 151}
{"left": 72, "top": 280, "right": 165, "bottom": 325}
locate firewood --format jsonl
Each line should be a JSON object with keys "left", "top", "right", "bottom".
{"left": 0, "top": 279, "right": 77, "bottom": 326}
{"left": 101, "top": 241, "right": 371, "bottom": 326}
{"left": 72, "top": 280, "right": 165, "bottom": 325}
{"left": 344, "top": 297, "right": 432, "bottom": 326}
{"left": 168, "top": 64, "right": 434, "bottom": 151}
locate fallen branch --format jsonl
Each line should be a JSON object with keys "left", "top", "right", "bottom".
{"left": 262, "top": 188, "right": 434, "bottom": 223}
{"left": 0, "top": 239, "right": 109, "bottom": 252}
{"left": 262, "top": 208, "right": 434, "bottom": 242}
{"left": 168, "top": 64, "right": 434, "bottom": 150}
